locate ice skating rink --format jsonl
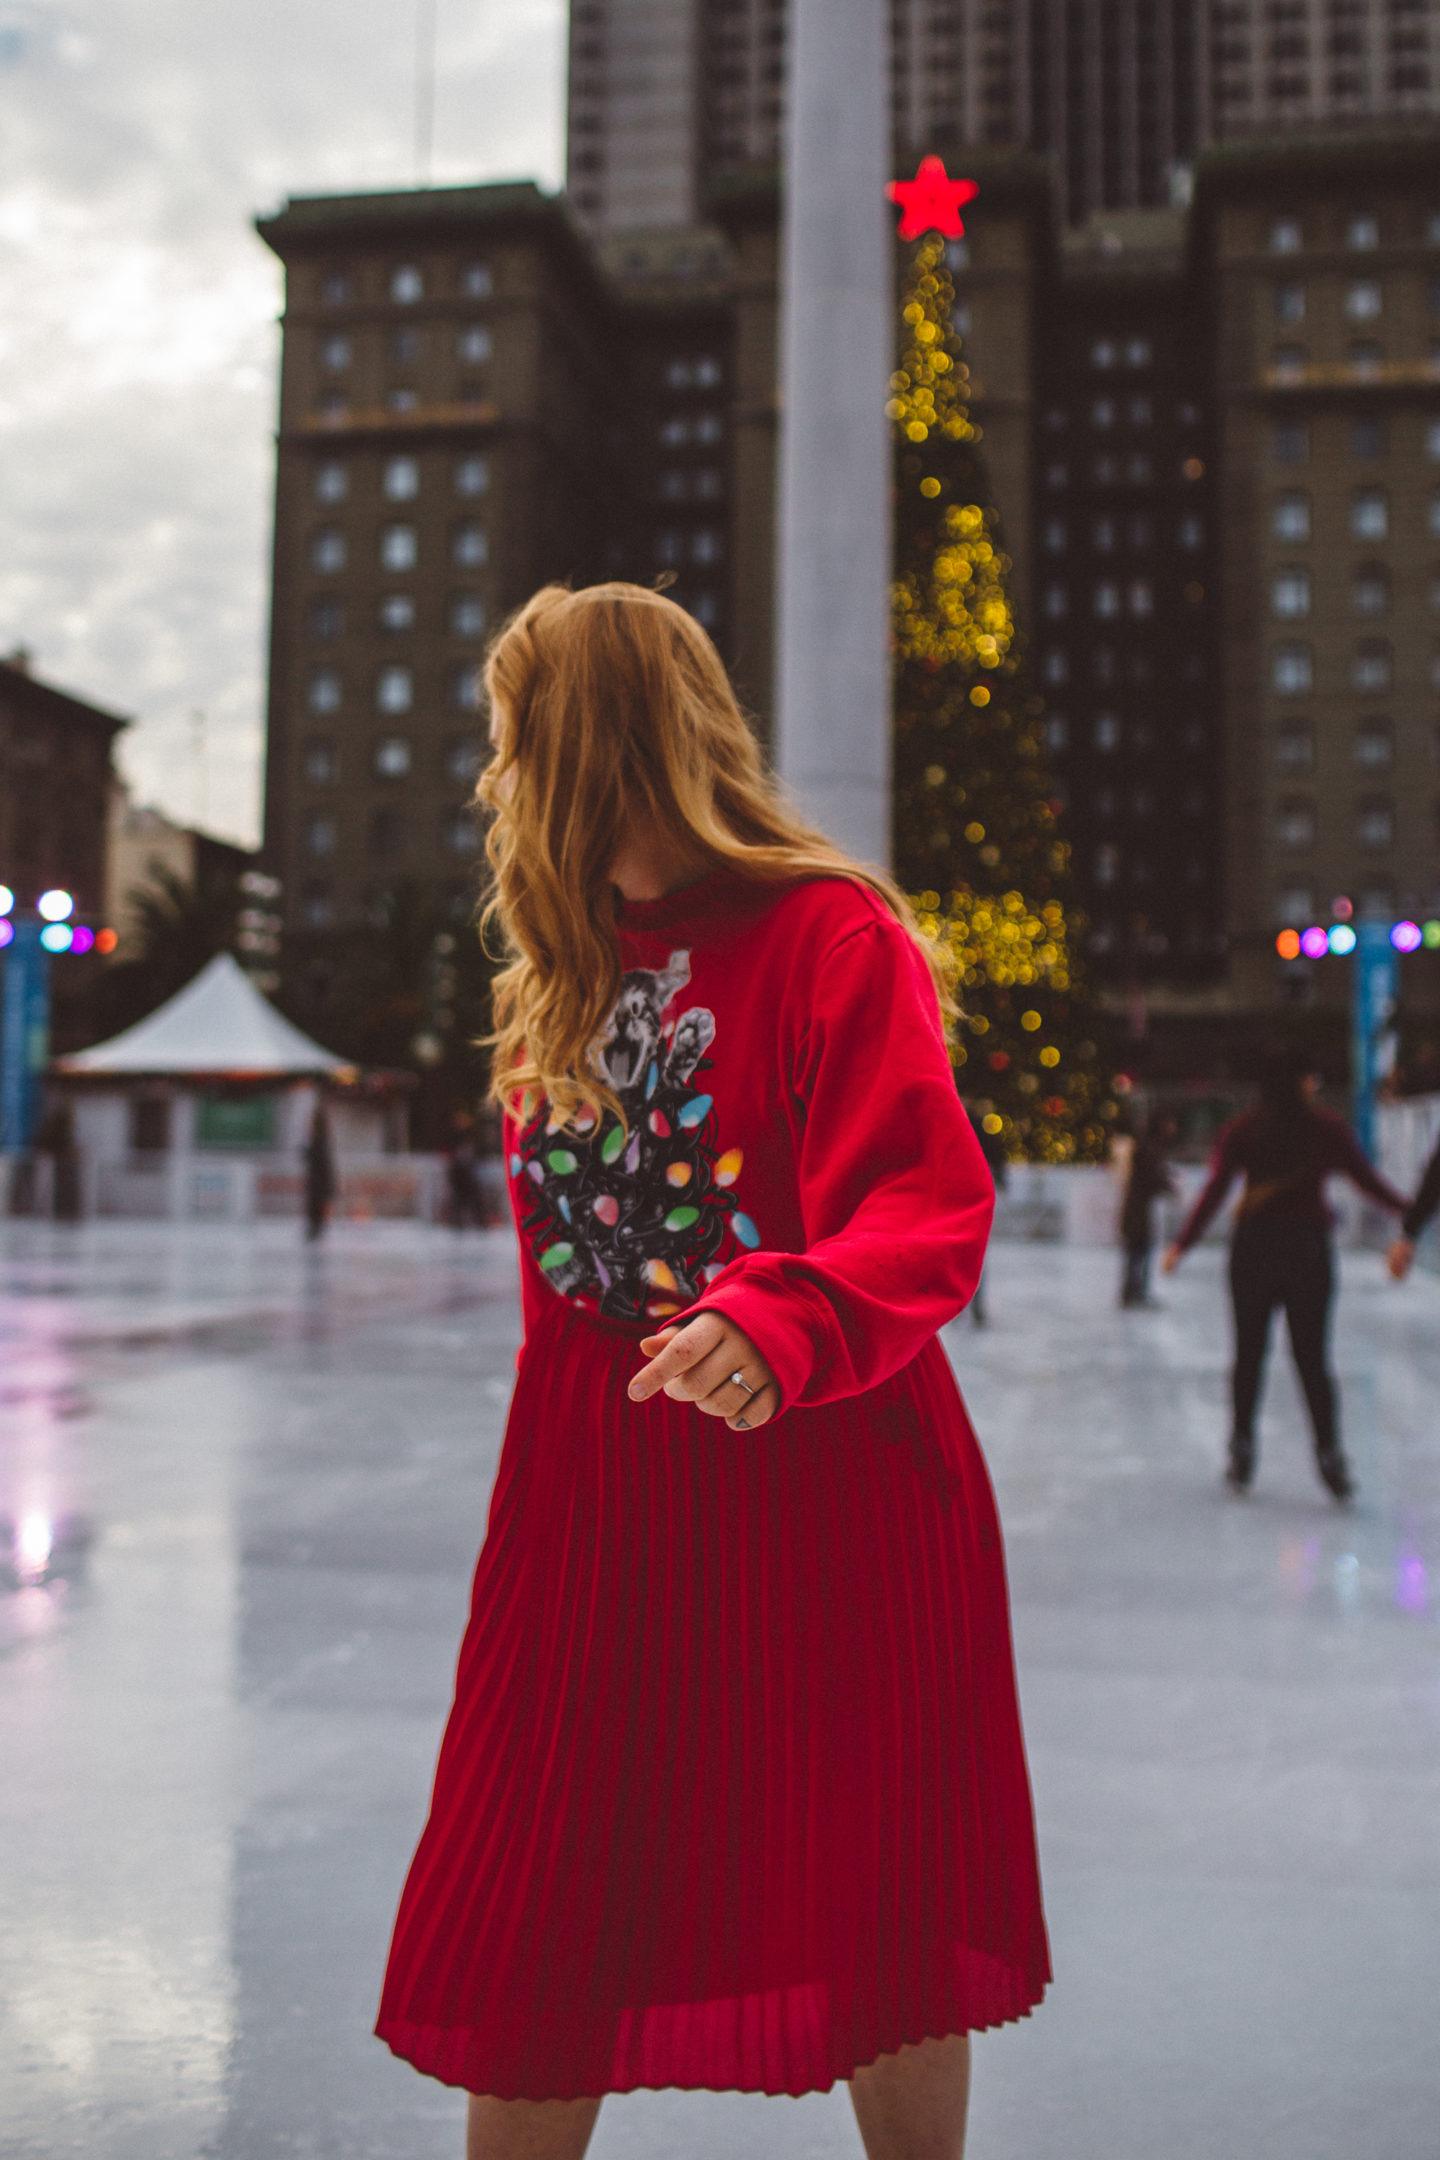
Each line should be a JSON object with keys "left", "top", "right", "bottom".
{"left": 1, "top": 1219, "right": 1436, "bottom": 2160}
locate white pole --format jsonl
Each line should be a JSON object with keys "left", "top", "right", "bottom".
{"left": 774, "top": 0, "right": 892, "bottom": 868}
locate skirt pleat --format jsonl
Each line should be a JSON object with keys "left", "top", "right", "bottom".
{"left": 374, "top": 1298, "right": 1051, "bottom": 2101}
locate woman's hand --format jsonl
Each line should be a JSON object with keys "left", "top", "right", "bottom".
{"left": 1160, "top": 1243, "right": 1184, "bottom": 1275}
{"left": 629, "top": 1312, "right": 779, "bottom": 1429}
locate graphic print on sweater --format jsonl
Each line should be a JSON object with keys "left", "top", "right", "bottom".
{"left": 510, "top": 948, "right": 762, "bottom": 1324}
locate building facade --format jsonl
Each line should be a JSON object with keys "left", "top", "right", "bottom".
{"left": 253, "top": 185, "right": 617, "bottom": 966}
{"left": 567, "top": 0, "right": 1440, "bottom": 235}
{"left": 0, "top": 649, "right": 125, "bottom": 925}
{"left": 1196, "top": 128, "right": 1440, "bottom": 1015}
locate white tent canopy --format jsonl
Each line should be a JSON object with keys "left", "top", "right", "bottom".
{"left": 56, "top": 953, "right": 352, "bottom": 1077}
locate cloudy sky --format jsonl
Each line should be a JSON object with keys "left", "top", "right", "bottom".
{"left": 0, "top": 0, "right": 565, "bottom": 849}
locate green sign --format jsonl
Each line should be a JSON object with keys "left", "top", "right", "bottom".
{"left": 196, "top": 1094, "right": 276, "bottom": 1149}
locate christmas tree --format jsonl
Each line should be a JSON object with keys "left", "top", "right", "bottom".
{"left": 888, "top": 226, "right": 1109, "bottom": 1163}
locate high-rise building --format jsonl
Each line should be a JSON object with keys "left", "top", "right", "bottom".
{"left": 567, "top": 0, "right": 1440, "bottom": 234}
{"left": 0, "top": 648, "right": 125, "bottom": 926}
{"left": 1195, "top": 126, "right": 1440, "bottom": 1013}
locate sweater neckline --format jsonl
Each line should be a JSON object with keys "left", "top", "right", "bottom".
{"left": 611, "top": 861, "right": 754, "bottom": 934}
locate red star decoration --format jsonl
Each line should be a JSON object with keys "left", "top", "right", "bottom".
{"left": 887, "top": 156, "right": 979, "bottom": 240}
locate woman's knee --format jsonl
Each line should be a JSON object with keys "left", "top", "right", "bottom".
{"left": 465, "top": 2089, "right": 603, "bottom": 2160}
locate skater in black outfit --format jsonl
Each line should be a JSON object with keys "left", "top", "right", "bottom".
{"left": 1387, "top": 1131, "right": 1440, "bottom": 1280}
{"left": 1161, "top": 1048, "right": 1407, "bottom": 1501}
{"left": 1118, "top": 1113, "right": 1176, "bottom": 1309}
{"left": 966, "top": 1106, "right": 1009, "bottom": 1327}
{"left": 303, "top": 1101, "right": 337, "bottom": 1243}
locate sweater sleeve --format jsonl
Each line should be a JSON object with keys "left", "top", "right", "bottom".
{"left": 1402, "top": 1137, "right": 1440, "bottom": 1243}
{"left": 662, "top": 915, "right": 996, "bottom": 1422}
{"left": 1174, "top": 1119, "right": 1242, "bottom": 1253}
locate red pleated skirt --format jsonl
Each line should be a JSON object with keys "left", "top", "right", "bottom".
{"left": 373, "top": 1296, "right": 1051, "bottom": 2101}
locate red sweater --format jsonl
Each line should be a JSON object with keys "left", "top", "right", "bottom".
{"left": 1174, "top": 1102, "right": 1407, "bottom": 1254}
{"left": 502, "top": 865, "right": 995, "bottom": 1422}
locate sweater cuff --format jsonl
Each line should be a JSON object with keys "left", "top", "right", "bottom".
{"left": 666, "top": 1273, "right": 819, "bottom": 1425}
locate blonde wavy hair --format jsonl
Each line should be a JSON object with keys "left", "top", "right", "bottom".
{"left": 472, "top": 581, "right": 957, "bottom": 1138}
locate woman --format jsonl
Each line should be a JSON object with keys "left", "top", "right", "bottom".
{"left": 1161, "top": 1047, "right": 1407, "bottom": 1499}
{"left": 373, "top": 584, "right": 1051, "bottom": 2158}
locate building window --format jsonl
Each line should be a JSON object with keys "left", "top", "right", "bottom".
{"left": 1043, "top": 650, "right": 1069, "bottom": 685}
{"left": 1090, "top": 337, "right": 1117, "bottom": 368}
{"left": 1092, "top": 516, "right": 1116, "bottom": 551}
{"left": 1272, "top": 419, "right": 1309, "bottom": 463}
{"left": 1352, "top": 640, "right": 1392, "bottom": 692}
{"left": 1178, "top": 513, "right": 1204, "bottom": 549}
{"left": 369, "top": 808, "right": 405, "bottom": 859}
{"left": 452, "top": 521, "right": 488, "bottom": 566}
{"left": 1274, "top": 721, "right": 1314, "bottom": 772}
{"left": 1345, "top": 279, "right": 1382, "bottom": 321}
{"left": 1044, "top": 715, "right": 1069, "bottom": 751}
{"left": 311, "top": 527, "right": 346, "bottom": 573}
{"left": 320, "top": 333, "right": 352, "bottom": 372}
{"left": 314, "top": 461, "right": 348, "bottom": 503}
{"left": 302, "top": 739, "right": 336, "bottom": 785}
{"left": 1351, "top": 415, "right": 1385, "bottom": 458}
{"left": 1351, "top": 488, "right": 1388, "bottom": 539}
{"left": 301, "top": 886, "right": 334, "bottom": 931}
{"left": 1043, "top": 519, "right": 1066, "bottom": 551}
{"left": 449, "top": 593, "right": 486, "bottom": 638}
{"left": 383, "top": 455, "right": 420, "bottom": 501}
{"left": 386, "top": 387, "right": 418, "bottom": 414}
{"left": 1124, "top": 337, "right": 1152, "bottom": 367}
{"left": 308, "top": 598, "right": 344, "bottom": 640}
{"left": 314, "top": 390, "right": 347, "bottom": 421}
{"left": 390, "top": 327, "right": 422, "bottom": 366}
{"left": 1275, "top": 797, "right": 1316, "bottom": 848}
{"left": 1091, "top": 397, "right": 1116, "bottom": 428}
{"left": 1043, "top": 584, "right": 1068, "bottom": 618}
{"left": 1269, "top": 217, "right": 1303, "bottom": 252}
{"left": 457, "top": 324, "right": 493, "bottom": 365}
{"left": 945, "top": 239, "right": 970, "bottom": 271}
{"left": 1094, "top": 712, "right": 1122, "bottom": 751}
{"left": 304, "top": 812, "right": 337, "bottom": 857}
{"left": 1045, "top": 461, "right": 1068, "bottom": 489}
{"left": 376, "top": 665, "right": 413, "bottom": 713}
{"left": 1128, "top": 396, "right": 1152, "bottom": 427}
{"left": 690, "top": 592, "right": 720, "bottom": 629}
{"left": 381, "top": 524, "right": 418, "bottom": 572}
{"left": 1273, "top": 281, "right": 1306, "bottom": 324}
{"left": 1348, "top": 340, "right": 1383, "bottom": 379}
{"left": 1271, "top": 568, "right": 1311, "bottom": 618}
{"left": 1275, "top": 886, "right": 1314, "bottom": 926}
{"left": 1354, "top": 722, "right": 1394, "bottom": 770}
{"left": 1272, "top": 643, "right": 1313, "bottom": 694}
{"left": 1351, "top": 566, "right": 1389, "bottom": 617}
{"left": 390, "top": 263, "right": 424, "bottom": 303}
{"left": 320, "top": 269, "right": 353, "bottom": 305}
{"left": 446, "top": 736, "right": 482, "bottom": 782}
{"left": 379, "top": 593, "right": 416, "bottom": 633}
{"left": 455, "top": 454, "right": 490, "bottom": 496}
{"left": 1093, "top": 844, "right": 1119, "bottom": 885}
{"left": 443, "top": 809, "right": 480, "bottom": 855}
{"left": 1356, "top": 797, "right": 1394, "bottom": 847}
{"left": 373, "top": 736, "right": 412, "bottom": 779}
{"left": 1094, "top": 582, "right": 1120, "bottom": 618}
{"left": 460, "top": 261, "right": 493, "bottom": 297}
{"left": 451, "top": 666, "right": 481, "bottom": 710}
{"left": 1346, "top": 212, "right": 1379, "bottom": 250}
{"left": 1128, "top": 580, "right": 1153, "bottom": 616}
{"left": 1272, "top": 343, "right": 1307, "bottom": 382}
{"left": 308, "top": 668, "right": 342, "bottom": 713}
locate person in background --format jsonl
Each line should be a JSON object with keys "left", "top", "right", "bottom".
{"left": 966, "top": 1104, "right": 1009, "bottom": 1327}
{"left": 445, "top": 1125, "right": 486, "bottom": 1230}
{"left": 303, "top": 1100, "right": 337, "bottom": 1243}
{"left": 1161, "top": 1046, "right": 1408, "bottom": 1501}
{"left": 1118, "top": 1110, "right": 1176, "bottom": 1310}
{"left": 1387, "top": 1128, "right": 1440, "bottom": 1280}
